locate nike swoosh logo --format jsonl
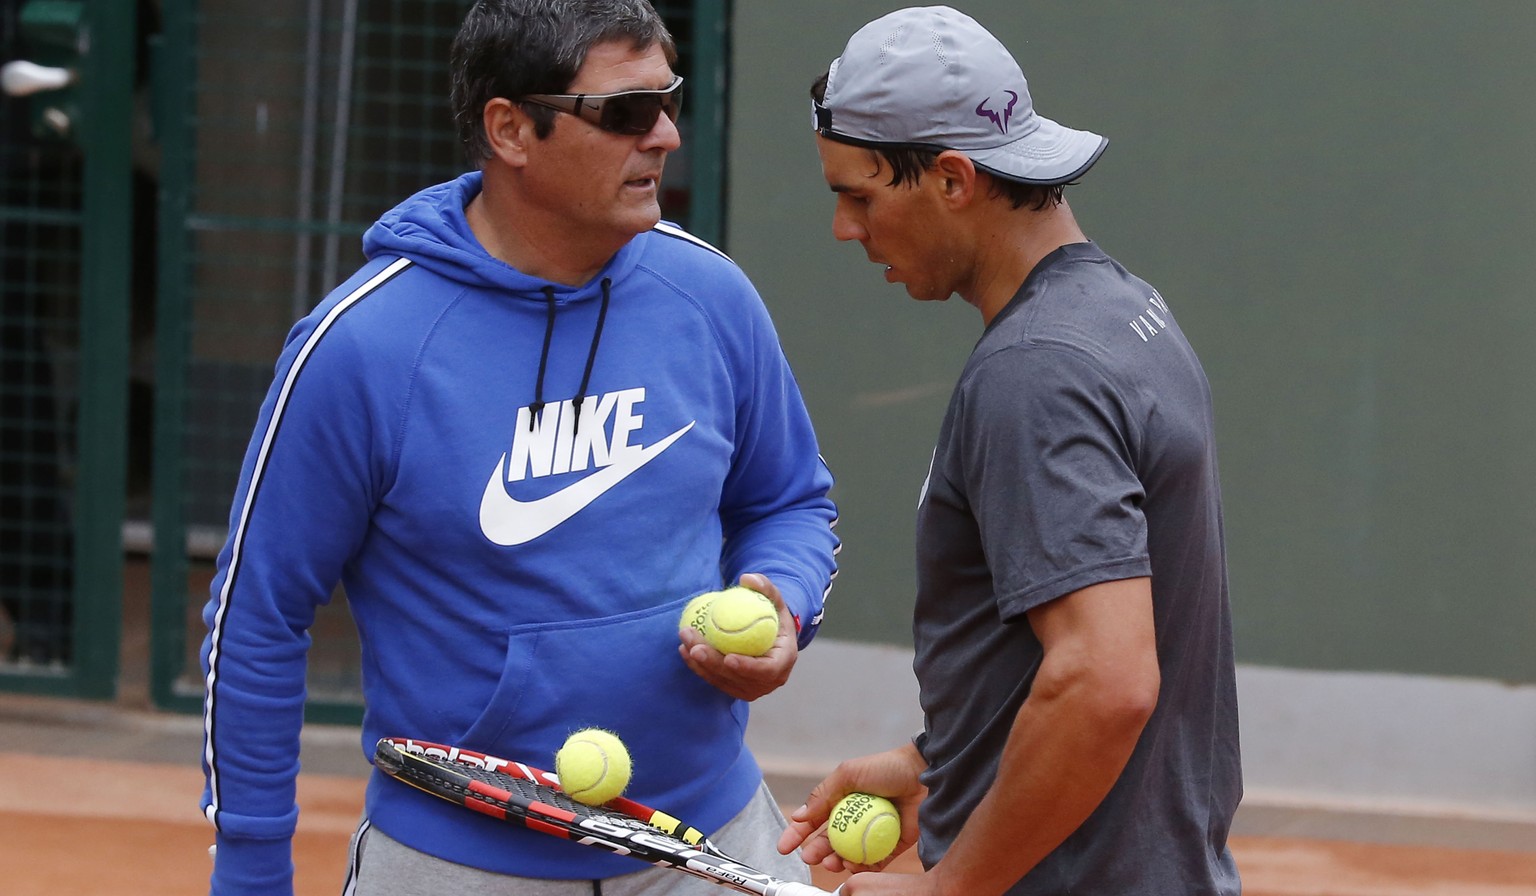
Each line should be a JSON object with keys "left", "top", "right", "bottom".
{"left": 479, "top": 421, "right": 694, "bottom": 546}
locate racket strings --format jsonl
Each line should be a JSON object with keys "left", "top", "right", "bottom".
{"left": 415, "top": 755, "right": 659, "bottom": 835}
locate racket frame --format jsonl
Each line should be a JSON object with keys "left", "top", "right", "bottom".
{"left": 374, "top": 737, "right": 833, "bottom": 896}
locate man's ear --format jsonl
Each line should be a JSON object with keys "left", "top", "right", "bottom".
{"left": 932, "top": 150, "right": 978, "bottom": 206}
{"left": 483, "top": 97, "right": 538, "bottom": 166}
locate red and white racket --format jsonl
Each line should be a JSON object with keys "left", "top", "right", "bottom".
{"left": 375, "top": 737, "right": 835, "bottom": 896}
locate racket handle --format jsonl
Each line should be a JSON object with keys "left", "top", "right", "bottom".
{"left": 768, "top": 882, "right": 840, "bottom": 896}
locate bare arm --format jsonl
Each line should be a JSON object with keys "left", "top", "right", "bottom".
{"left": 920, "top": 576, "right": 1159, "bottom": 894}
{"left": 826, "top": 576, "right": 1159, "bottom": 896}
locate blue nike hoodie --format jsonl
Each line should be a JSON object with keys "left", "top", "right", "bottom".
{"left": 200, "top": 172, "right": 839, "bottom": 893}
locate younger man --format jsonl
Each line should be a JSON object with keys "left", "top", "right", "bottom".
{"left": 780, "top": 7, "right": 1241, "bottom": 895}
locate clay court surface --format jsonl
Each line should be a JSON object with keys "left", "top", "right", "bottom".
{"left": 1, "top": 696, "right": 1533, "bottom": 895}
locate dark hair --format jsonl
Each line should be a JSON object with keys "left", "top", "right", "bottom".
{"left": 810, "top": 72, "right": 1065, "bottom": 212}
{"left": 450, "top": 0, "right": 677, "bottom": 162}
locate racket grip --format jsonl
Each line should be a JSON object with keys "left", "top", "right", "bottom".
{"left": 768, "top": 882, "right": 840, "bottom": 896}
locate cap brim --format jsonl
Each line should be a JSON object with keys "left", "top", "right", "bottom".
{"left": 968, "top": 116, "right": 1108, "bottom": 185}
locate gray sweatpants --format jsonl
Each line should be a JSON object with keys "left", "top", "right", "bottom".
{"left": 343, "top": 782, "right": 811, "bottom": 895}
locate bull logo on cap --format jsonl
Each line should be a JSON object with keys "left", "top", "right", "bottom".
{"left": 974, "top": 89, "right": 1019, "bottom": 135}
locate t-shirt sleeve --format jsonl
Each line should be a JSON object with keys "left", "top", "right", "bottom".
{"left": 958, "top": 344, "right": 1152, "bottom": 621}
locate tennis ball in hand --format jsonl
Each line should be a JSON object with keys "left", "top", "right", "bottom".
{"left": 555, "top": 728, "right": 632, "bottom": 806}
{"left": 827, "top": 792, "right": 900, "bottom": 866}
{"left": 701, "top": 586, "right": 778, "bottom": 656}
{"left": 680, "top": 592, "right": 716, "bottom": 635}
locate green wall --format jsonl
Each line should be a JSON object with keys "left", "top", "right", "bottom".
{"left": 726, "top": 2, "right": 1536, "bottom": 682}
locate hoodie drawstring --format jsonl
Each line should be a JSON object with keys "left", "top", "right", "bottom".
{"left": 528, "top": 286, "right": 558, "bottom": 431}
{"left": 570, "top": 278, "right": 611, "bottom": 436}
{"left": 528, "top": 279, "right": 611, "bottom": 436}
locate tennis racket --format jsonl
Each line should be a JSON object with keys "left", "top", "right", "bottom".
{"left": 375, "top": 737, "right": 836, "bottom": 896}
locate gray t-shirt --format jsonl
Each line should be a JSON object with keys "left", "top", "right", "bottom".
{"left": 913, "top": 242, "right": 1241, "bottom": 894}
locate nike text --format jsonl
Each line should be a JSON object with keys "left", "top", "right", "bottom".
{"left": 509, "top": 387, "right": 646, "bottom": 481}
{"left": 480, "top": 387, "right": 695, "bottom": 546}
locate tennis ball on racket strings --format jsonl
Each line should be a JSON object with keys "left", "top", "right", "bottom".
{"left": 555, "top": 728, "right": 632, "bottom": 806}
{"left": 827, "top": 792, "right": 900, "bottom": 866}
{"left": 701, "top": 586, "right": 778, "bottom": 656}
{"left": 680, "top": 591, "right": 716, "bottom": 635}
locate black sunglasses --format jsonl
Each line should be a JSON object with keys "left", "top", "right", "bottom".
{"left": 520, "top": 76, "right": 684, "bottom": 136}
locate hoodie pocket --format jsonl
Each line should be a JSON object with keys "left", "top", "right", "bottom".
{"left": 453, "top": 597, "right": 745, "bottom": 792}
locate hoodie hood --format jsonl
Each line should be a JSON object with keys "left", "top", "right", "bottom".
{"left": 361, "top": 171, "right": 645, "bottom": 301}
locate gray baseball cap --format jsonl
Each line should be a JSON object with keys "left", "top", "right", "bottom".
{"left": 813, "top": 6, "right": 1107, "bottom": 186}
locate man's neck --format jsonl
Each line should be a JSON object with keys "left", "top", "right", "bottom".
{"left": 971, "top": 201, "right": 1089, "bottom": 325}
{"left": 465, "top": 178, "right": 621, "bottom": 286}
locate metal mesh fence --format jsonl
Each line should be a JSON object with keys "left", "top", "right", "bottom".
{"left": 1, "top": 4, "right": 83, "bottom": 671}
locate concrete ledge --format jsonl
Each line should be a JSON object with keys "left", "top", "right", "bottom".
{"left": 5, "top": 645, "right": 1535, "bottom": 854}
{"left": 759, "top": 762, "right": 1536, "bottom": 854}
{"left": 1237, "top": 665, "right": 1536, "bottom": 818}
{"left": 1230, "top": 795, "right": 1536, "bottom": 853}
{"left": 749, "top": 639, "right": 1536, "bottom": 853}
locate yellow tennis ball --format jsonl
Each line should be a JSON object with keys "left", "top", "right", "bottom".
{"left": 827, "top": 792, "right": 900, "bottom": 866}
{"left": 555, "top": 728, "right": 631, "bottom": 806}
{"left": 680, "top": 592, "right": 716, "bottom": 635}
{"left": 701, "top": 586, "right": 777, "bottom": 656}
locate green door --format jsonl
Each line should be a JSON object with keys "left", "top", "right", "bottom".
{"left": 0, "top": 0, "right": 137, "bottom": 696}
